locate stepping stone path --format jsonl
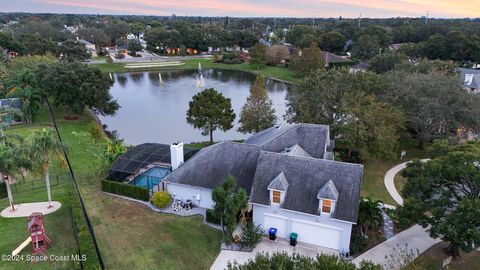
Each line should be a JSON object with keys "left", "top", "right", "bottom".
{"left": 381, "top": 209, "right": 395, "bottom": 239}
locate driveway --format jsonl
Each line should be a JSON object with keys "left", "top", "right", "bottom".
{"left": 210, "top": 237, "right": 338, "bottom": 270}
{"left": 352, "top": 225, "right": 441, "bottom": 269}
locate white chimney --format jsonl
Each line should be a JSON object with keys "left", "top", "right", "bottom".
{"left": 170, "top": 142, "right": 184, "bottom": 171}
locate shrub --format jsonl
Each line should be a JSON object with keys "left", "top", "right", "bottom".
{"left": 349, "top": 228, "right": 367, "bottom": 255}
{"left": 105, "top": 56, "right": 113, "bottom": 63}
{"left": 223, "top": 58, "right": 242, "bottom": 64}
{"left": 68, "top": 191, "right": 101, "bottom": 269}
{"left": 206, "top": 209, "right": 221, "bottom": 224}
{"left": 240, "top": 222, "right": 263, "bottom": 249}
{"left": 0, "top": 182, "right": 7, "bottom": 199}
{"left": 101, "top": 180, "right": 149, "bottom": 201}
{"left": 151, "top": 191, "right": 171, "bottom": 208}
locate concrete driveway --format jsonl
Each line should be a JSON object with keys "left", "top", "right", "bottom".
{"left": 210, "top": 237, "right": 338, "bottom": 270}
{"left": 352, "top": 225, "right": 441, "bottom": 269}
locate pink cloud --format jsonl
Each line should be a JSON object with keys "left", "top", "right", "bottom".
{"left": 36, "top": 0, "right": 480, "bottom": 17}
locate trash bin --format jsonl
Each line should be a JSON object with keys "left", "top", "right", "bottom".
{"left": 290, "top": 233, "right": 298, "bottom": 246}
{"left": 268, "top": 227, "right": 277, "bottom": 241}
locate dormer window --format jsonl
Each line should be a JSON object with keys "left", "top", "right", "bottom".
{"left": 321, "top": 199, "right": 332, "bottom": 213}
{"left": 267, "top": 172, "right": 289, "bottom": 206}
{"left": 272, "top": 190, "right": 281, "bottom": 204}
{"left": 317, "top": 180, "right": 339, "bottom": 216}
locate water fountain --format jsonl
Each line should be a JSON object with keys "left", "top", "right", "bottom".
{"left": 158, "top": 73, "right": 163, "bottom": 83}
{"left": 195, "top": 62, "right": 204, "bottom": 87}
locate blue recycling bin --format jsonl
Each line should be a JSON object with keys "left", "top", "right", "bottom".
{"left": 268, "top": 227, "right": 277, "bottom": 241}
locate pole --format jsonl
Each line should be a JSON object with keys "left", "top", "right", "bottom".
{"left": 44, "top": 97, "right": 105, "bottom": 269}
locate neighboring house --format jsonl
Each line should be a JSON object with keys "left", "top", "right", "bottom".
{"left": 349, "top": 62, "right": 370, "bottom": 73}
{"left": 259, "top": 38, "right": 272, "bottom": 47}
{"left": 77, "top": 39, "right": 97, "bottom": 57}
{"left": 162, "top": 123, "right": 363, "bottom": 253}
{"left": 388, "top": 43, "right": 405, "bottom": 51}
{"left": 459, "top": 68, "right": 480, "bottom": 93}
{"left": 324, "top": 52, "right": 352, "bottom": 68}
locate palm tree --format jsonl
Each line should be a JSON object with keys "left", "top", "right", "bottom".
{"left": 31, "top": 128, "right": 65, "bottom": 207}
{"left": 6, "top": 69, "right": 42, "bottom": 124}
{"left": 0, "top": 144, "right": 17, "bottom": 211}
{"left": 358, "top": 196, "right": 384, "bottom": 238}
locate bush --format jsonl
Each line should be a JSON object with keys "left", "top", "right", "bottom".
{"left": 151, "top": 191, "right": 171, "bottom": 208}
{"left": 349, "top": 227, "right": 367, "bottom": 255}
{"left": 206, "top": 209, "right": 221, "bottom": 224}
{"left": 68, "top": 191, "right": 101, "bottom": 269}
{"left": 240, "top": 222, "right": 263, "bottom": 249}
{"left": 0, "top": 182, "right": 6, "bottom": 199}
{"left": 223, "top": 58, "right": 242, "bottom": 64}
{"left": 101, "top": 180, "right": 149, "bottom": 201}
{"left": 105, "top": 56, "right": 113, "bottom": 63}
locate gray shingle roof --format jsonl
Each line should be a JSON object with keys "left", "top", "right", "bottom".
{"left": 281, "top": 144, "right": 312, "bottom": 158}
{"left": 317, "top": 180, "right": 339, "bottom": 201}
{"left": 249, "top": 152, "right": 363, "bottom": 223}
{"left": 245, "top": 123, "right": 331, "bottom": 159}
{"left": 267, "top": 172, "right": 289, "bottom": 191}
{"left": 459, "top": 68, "right": 480, "bottom": 89}
{"left": 163, "top": 141, "right": 260, "bottom": 193}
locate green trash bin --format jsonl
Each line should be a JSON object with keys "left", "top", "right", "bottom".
{"left": 290, "top": 233, "right": 298, "bottom": 246}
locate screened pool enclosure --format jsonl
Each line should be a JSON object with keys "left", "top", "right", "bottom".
{"left": 108, "top": 143, "right": 198, "bottom": 192}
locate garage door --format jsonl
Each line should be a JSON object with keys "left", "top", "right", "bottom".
{"left": 263, "top": 214, "right": 287, "bottom": 238}
{"left": 291, "top": 219, "right": 341, "bottom": 250}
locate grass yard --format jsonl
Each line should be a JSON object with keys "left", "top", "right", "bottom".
{"left": 1, "top": 106, "right": 222, "bottom": 270}
{"left": 94, "top": 58, "right": 299, "bottom": 83}
{"left": 406, "top": 242, "right": 480, "bottom": 270}
{"left": 361, "top": 141, "right": 428, "bottom": 205}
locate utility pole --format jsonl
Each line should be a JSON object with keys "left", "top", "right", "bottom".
{"left": 425, "top": 11, "right": 429, "bottom": 26}
{"left": 312, "top": 16, "right": 315, "bottom": 28}
{"left": 358, "top": 13, "right": 362, "bottom": 28}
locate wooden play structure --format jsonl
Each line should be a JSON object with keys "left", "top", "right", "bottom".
{"left": 28, "top": 212, "right": 52, "bottom": 256}
{"left": 11, "top": 212, "right": 53, "bottom": 256}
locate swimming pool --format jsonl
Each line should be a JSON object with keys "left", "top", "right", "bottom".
{"left": 129, "top": 166, "right": 171, "bottom": 189}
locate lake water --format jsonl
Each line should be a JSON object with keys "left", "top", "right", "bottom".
{"left": 99, "top": 69, "right": 290, "bottom": 145}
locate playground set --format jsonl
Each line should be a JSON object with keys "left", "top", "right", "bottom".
{"left": 12, "top": 212, "right": 52, "bottom": 257}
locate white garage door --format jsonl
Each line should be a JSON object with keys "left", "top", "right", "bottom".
{"left": 263, "top": 214, "right": 288, "bottom": 238}
{"left": 291, "top": 219, "right": 341, "bottom": 250}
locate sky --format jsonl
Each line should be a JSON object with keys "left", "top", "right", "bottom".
{"left": 1, "top": 0, "right": 479, "bottom": 18}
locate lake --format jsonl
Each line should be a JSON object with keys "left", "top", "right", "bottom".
{"left": 99, "top": 69, "right": 291, "bottom": 145}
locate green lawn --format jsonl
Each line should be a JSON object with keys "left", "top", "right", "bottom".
{"left": 1, "top": 106, "right": 222, "bottom": 270}
{"left": 94, "top": 58, "right": 299, "bottom": 83}
{"left": 361, "top": 142, "right": 428, "bottom": 205}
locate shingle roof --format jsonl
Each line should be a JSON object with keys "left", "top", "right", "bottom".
{"left": 317, "top": 180, "right": 339, "bottom": 201}
{"left": 267, "top": 172, "right": 289, "bottom": 191}
{"left": 459, "top": 68, "right": 480, "bottom": 89}
{"left": 245, "top": 123, "right": 331, "bottom": 159}
{"left": 163, "top": 141, "right": 260, "bottom": 193}
{"left": 281, "top": 144, "right": 312, "bottom": 158}
{"left": 249, "top": 152, "right": 363, "bottom": 223}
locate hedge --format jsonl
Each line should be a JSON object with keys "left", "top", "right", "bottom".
{"left": 68, "top": 191, "right": 101, "bottom": 270}
{"left": 101, "top": 180, "right": 149, "bottom": 201}
{"left": 0, "top": 182, "right": 6, "bottom": 199}
{"left": 206, "top": 209, "right": 221, "bottom": 225}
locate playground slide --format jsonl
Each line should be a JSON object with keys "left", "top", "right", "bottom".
{"left": 12, "top": 237, "right": 31, "bottom": 256}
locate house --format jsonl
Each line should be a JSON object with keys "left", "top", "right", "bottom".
{"left": 459, "top": 68, "right": 480, "bottom": 93}
{"left": 349, "top": 62, "right": 370, "bottom": 73}
{"left": 323, "top": 52, "right": 352, "bottom": 68}
{"left": 77, "top": 39, "right": 97, "bottom": 57}
{"left": 161, "top": 123, "right": 363, "bottom": 253}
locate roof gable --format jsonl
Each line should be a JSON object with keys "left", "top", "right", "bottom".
{"left": 249, "top": 152, "right": 363, "bottom": 223}
{"left": 317, "top": 180, "right": 339, "bottom": 200}
{"left": 267, "top": 172, "right": 289, "bottom": 191}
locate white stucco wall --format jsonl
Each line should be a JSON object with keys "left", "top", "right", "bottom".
{"left": 165, "top": 182, "right": 214, "bottom": 209}
{"left": 252, "top": 203, "right": 353, "bottom": 253}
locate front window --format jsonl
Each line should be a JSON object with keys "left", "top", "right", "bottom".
{"left": 272, "top": 190, "right": 281, "bottom": 204}
{"left": 322, "top": 199, "right": 332, "bottom": 213}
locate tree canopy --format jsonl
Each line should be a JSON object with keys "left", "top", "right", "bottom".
{"left": 400, "top": 141, "right": 480, "bottom": 257}
{"left": 238, "top": 76, "right": 276, "bottom": 134}
{"left": 186, "top": 88, "right": 236, "bottom": 144}
{"left": 36, "top": 62, "right": 119, "bottom": 116}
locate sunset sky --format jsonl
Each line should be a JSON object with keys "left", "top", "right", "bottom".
{"left": 2, "top": 0, "right": 479, "bottom": 18}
